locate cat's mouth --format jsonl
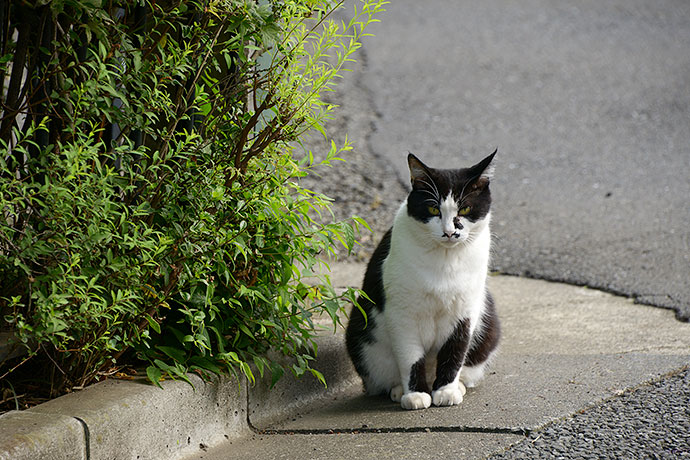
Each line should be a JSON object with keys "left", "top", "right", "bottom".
{"left": 439, "top": 234, "right": 467, "bottom": 247}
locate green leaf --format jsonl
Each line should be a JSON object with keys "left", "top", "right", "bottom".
{"left": 240, "top": 361, "right": 254, "bottom": 385}
{"left": 189, "top": 356, "right": 222, "bottom": 375}
{"left": 309, "top": 368, "right": 326, "bottom": 387}
{"left": 147, "top": 366, "right": 163, "bottom": 388}
{"left": 269, "top": 362, "right": 284, "bottom": 389}
{"left": 156, "top": 345, "right": 186, "bottom": 364}
{"left": 322, "top": 299, "right": 340, "bottom": 322}
{"left": 238, "top": 324, "right": 254, "bottom": 339}
{"left": 352, "top": 215, "right": 372, "bottom": 232}
{"left": 341, "top": 223, "right": 355, "bottom": 252}
{"left": 144, "top": 314, "right": 161, "bottom": 334}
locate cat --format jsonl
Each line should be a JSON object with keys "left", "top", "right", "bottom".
{"left": 345, "top": 151, "right": 500, "bottom": 410}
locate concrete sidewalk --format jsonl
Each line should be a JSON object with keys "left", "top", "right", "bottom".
{"left": 1, "top": 262, "right": 689, "bottom": 460}
{"left": 187, "top": 263, "right": 690, "bottom": 460}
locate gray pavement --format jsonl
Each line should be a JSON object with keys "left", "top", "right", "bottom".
{"left": 182, "top": 263, "right": 690, "bottom": 460}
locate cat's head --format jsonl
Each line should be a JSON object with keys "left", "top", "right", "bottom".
{"left": 406, "top": 150, "right": 496, "bottom": 248}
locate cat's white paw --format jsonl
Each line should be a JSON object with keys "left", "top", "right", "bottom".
{"left": 390, "top": 385, "right": 403, "bottom": 403}
{"left": 432, "top": 385, "right": 465, "bottom": 406}
{"left": 400, "top": 391, "right": 431, "bottom": 410}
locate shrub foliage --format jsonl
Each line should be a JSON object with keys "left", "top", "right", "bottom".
{"left": 0, "top": 0, "right": 384, "bottom": 399}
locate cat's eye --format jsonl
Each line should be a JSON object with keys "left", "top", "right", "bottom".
{"left": 458, "top": 206, "right": 471, "bottom": 216}
{"left": 427, "top": 206, "right": 440, "bottom": 216}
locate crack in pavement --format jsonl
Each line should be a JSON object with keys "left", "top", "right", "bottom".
{"left": 256, "top": 425, "right": 531, "bottom": 437}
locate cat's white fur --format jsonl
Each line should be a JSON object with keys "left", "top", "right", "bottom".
{"left": 358, "top": 193, "right": 493, "bottom": 410}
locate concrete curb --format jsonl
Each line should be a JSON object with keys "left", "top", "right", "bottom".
{"left": 0, "top": 263, "right": 363, "bottom": 460}
{"left": 0, "top": 411, "right": 85, "bottom": 460}
{"left": 1, "top": 373, "right": 250, "bottom": 460}
{"left": 0, "top": 328, "right": 357, "bottom": 460}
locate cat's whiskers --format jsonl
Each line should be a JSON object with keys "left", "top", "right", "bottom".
{"left": 422, "top": 197, "right": 439, "bottom": 207}
{"left": 457, "top": 193, "right": 475, "bottom": 210}
{"left": 455, "top": 173, "right": 486, "bottom": 208}
{"left": 417, "top": 172, "right": 442, "bottom": 202}
{"left": 418, "top": 186, "right": 439, "bottom": 200}
{"left": 419, "top": 192, "right": 442, "bottom": 210}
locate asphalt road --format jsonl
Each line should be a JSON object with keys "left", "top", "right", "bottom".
{"left": 350, "top": 0, "right": 690, "bottom": 320}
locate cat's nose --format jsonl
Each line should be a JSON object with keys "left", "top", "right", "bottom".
{"left": 443, "top": 231, "right": 459, "bottom": 239}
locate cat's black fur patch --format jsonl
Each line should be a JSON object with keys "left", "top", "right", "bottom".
{"left": 345, "top": 228, "right": 392, "bottom": 381}
{"left": 360, "top": 228, "right": 392, "bottom": 313}
{"left": 433, "top": 317, "right": 471, "bottom": 390}
{"left": 409, "top": 357, "right": 430, "bottom": 394}
{"left": 465, "top": 292, "right": 501, "bottom": 367}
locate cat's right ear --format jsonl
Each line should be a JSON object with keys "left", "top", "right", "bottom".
{"left": 468, "top": 149, "right": 497, "bottom": 190}
{"left": 408, "top": 153, "right": 431, "bottom": 188}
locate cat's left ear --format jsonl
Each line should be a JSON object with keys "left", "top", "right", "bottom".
{"left": 408, "top": 153, "right": 432, "bottom": 188}
{"left": 469, "top": 149, "right": 497, "bottom": 189}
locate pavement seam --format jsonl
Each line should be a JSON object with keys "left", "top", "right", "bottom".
{"left": 245, "top": 380, "right": 257, "bottom": 436}
{"left": 73, "top": 416, "right": 91, "bottom": 460}
{"left": 255, "top": 426, "right": 531, "bottom": 436}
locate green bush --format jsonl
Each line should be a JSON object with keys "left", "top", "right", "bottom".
{"left": 0, "top": 0, "right": 384, "bottom": 400}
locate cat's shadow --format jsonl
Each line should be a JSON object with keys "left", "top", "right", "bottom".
{"left": 346, "top": 393, "right": 401, "bottom": 413}
{"left": 280, "top": 388, "right": 483, "bottom": 432}
{"left": 329, "top": 388, "right": 476, "bottom": 416}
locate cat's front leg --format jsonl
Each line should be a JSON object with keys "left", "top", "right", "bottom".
{"left": 386, "top": 312, "right": 432, "bottom": 410}
{"left": 432, "top": 317, "right": 471, "bottom": 407}
{"left": 399, "top": 355, "right": 432, "bottom": 410}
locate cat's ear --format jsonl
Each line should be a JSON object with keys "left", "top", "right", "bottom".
{"left": 408, "top": 153, "right": 432, "bottom": 188}
{"left": 469, "top": 149, "right": 497, "bottom": 189}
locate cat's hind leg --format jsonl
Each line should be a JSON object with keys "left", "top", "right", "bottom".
{"left": 359, "top": 334, "right": 402, "bottom": 399}
{"left": 390, "top": 384, "right": 403, "bottom": 402}
{"left": 460, "top": 292, "right": 500, "bottom": 388}
{"left": 459, "top": 362, "right": 487, "bottom": 388}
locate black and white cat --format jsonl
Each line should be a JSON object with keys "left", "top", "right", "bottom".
{"left": 346, "top": 151, "right": 500, "bottom": 410}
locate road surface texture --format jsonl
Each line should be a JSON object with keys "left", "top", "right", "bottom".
{"left": 302, "top": 0, "right": 690, "bottom": 321}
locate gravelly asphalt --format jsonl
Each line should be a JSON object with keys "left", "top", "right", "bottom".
{"left": 489, "top": 367, "right": 690, "bottom": 460}
{"left": 298, "top": 48, "right": 405, "bottom": 258}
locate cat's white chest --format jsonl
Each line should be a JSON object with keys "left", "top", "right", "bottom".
{"left": 381, "top": 203, "right": 491, "bottom": 339}
{"left": 386, "top": 245, "right": 485, "bottom": 312}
